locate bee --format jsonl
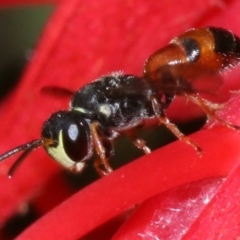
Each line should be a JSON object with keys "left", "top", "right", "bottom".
{"left": 1, "top": 27, "right": 240, "bottom": 177}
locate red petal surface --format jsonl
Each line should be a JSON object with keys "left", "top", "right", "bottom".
{"left": 112, "top": 178, "right": 225, "bottom": 239}
{"left": 0, "top": 0, "right": 240, "bottom": 239}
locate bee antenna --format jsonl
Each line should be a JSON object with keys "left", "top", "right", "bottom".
{"left": 0, "top": 140, "right": 43, "bottom": 178}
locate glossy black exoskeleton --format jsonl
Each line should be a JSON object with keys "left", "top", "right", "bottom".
{"left": 72, "top": 74, "right": 158, "bottom": 129}
{"left": 1, "top": 26, "right": 240, "bottom": 177}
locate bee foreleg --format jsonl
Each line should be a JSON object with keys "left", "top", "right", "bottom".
{"left": 90, "top": 122, "right": 114, "bottom": 176}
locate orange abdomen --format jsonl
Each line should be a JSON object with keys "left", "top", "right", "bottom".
{"left": 144, "top": 27, "right": 240, "bottom": 80}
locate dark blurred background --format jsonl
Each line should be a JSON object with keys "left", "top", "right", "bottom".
{"left": 0, "top": 6, "right": 53, "bottom": 100}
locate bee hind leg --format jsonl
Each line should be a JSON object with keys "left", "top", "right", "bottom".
{"left": 151, "top": 96, "right": 203, "bottom": 156}
{"left": 187, "top": 94, "right": 240, "bottom": 131}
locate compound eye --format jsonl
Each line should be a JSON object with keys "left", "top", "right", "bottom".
{"left": 42, "top": 111, "right": 92, "bottom": 172}
{"left": 62, "top": 120, "right": 89, "bottom": 161}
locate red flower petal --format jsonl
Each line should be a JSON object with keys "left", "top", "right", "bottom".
{"left": 0, "top": 0, "right": 240, "bottom": 239}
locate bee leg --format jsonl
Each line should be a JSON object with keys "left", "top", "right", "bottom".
{"left": 90, "top": 122, "right": 114, "bottom": 176}
{"left": 151, "top": 97, "right": 203, "bottom": 156}
{"left": 188, "top": 94, "right": 240, "bottom": 131}
{"left": 125, "top": 129, "right": 151, "bottom": 154}
{"left": 93, "top": 158, "right": 112, "bottom": 177}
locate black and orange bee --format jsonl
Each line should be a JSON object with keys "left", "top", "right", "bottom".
{"left": 1, "top": 27, "right": 240, "bottom": 177}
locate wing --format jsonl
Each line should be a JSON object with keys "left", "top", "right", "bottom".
{"left": 40, "top": 86, "right": 75, "bottom": 99}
